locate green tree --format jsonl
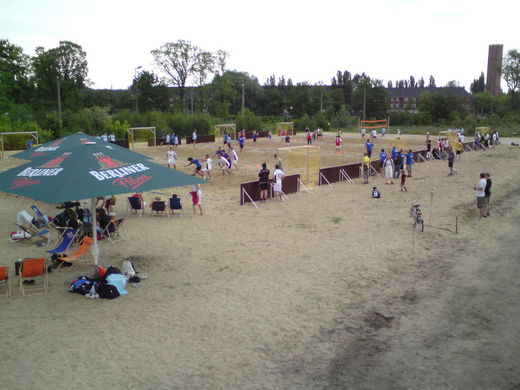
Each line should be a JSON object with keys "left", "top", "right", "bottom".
{"left": 151, "top": 40, "right": 199, "bottom": 104}
{"left": 132, "top": 70, "right": 170, "bottom": 112}
{"left": 470, "top": 72, "right": 486, "bottom": 94}
{"left": 501, "top": 49, "right": 520, "bottom": 109}
{"left": 0, "top": 39, "right": 33, "bottom": 109}
{"left": 32, "top": 41, "right": 89, "bottom": 112}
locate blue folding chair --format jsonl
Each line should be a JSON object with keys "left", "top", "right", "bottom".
{"left": 47, "top": 228, "right": 77, "bottom": 257}
{"left": 127, "top": 197, "right": 144, "bottom": 216}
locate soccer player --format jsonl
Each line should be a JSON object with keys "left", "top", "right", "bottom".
{"left": 258, "top": 162, "right": 270, "bottom": 202}
{"left": 166, "top": 146, "right": 177, "bottom": 169}
{"left": 185, "top": 157, "right": 203, "bottom": 177}
{"left": 203, "top": 155, "right": 212, "bottom": 180}
{"left": 335, "top": 135, "right": 342, "bottom": 154}
{"left": 272, "top": 164, "right": 285, "bottom": 202}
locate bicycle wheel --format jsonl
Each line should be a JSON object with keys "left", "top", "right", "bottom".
{"left": 418, "top": 217, "right": 424, "bottom": 232}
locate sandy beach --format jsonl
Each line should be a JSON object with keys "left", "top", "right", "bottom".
{"left": 1, "top": 132, "right": 519, "bottom": 390}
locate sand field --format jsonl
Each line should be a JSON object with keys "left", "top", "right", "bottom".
{"left": 1, "top": 132, "right": 519, "bottom": 389}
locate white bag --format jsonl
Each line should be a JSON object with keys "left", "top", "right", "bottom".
{"left": 121, "top": 259, "right": 136, "bottom": 276}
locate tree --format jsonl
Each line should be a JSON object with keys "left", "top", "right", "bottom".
{"left": 470, "top": 72, "right": 486, "bottom": 94}
{"left": 0, "top": 39, "right": 32, "bottom": 109}
{"left": 151, "top": 40, "right": 200, "bottom": 104}
{"left": 428, "top": 75, "right": 436, "bottom": 88}
{"left": 418, "top": 77, "right": 425, "bottom": 88}
{"left": 331, "top": 70, "right": 353, "bottom": 109}
{"left": 193, "top": 50, "right": 215, "bottom": 110}
{"left": 445, "top": 80, "right": 460, "bottom": 87}
{"left": 409, "top": 75, "right": 416, "bottom": 88}
{"left": 387, "top": 80, "right": 393, "bottom": 88}
{"left": 32, "top": 41, "right": 89, "bottom": 112}
{"left": 132, "top": 70, "right": 170, "bottom": 112}
{"left": 214, "top": 49, "right": 229, "bottom": 76}
{"left": 501, "top": 49, "right": 520, "bottom": 94}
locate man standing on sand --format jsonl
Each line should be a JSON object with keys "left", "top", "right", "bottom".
{"left": 274, "top": 153, "right": 283, "bottom": 171}
{"left": 272, "top": 164, "right": 285, "bottom": 201}
{"left": 485, "top": 172, "right": 492, "bottom": 217}
{"left": 258, "top": 162, "right": 270, "bottom": 202}
{"left": 192, "top": 130, "right": 197, "bottom": 148}
{"left": 447, "top": 147, "right": 455, "bottom": 175}
{"left": 365, "top": 139, "right": 374, "bottom": 158}
{"left": 474, "top": 173, "right": 488, "bottom": 221}
{"left": 362, "top": 152, "right": 371, "bottom": 184}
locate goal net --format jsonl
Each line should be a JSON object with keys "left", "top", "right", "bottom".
{"left": 276, "top": 122, "right": 294, "bottom": 136}
{"left": 359, "top": 119, "right": 389, "bottom": 135}
{"left": 128, "top": 127, "right": 156, "bottom": 148}
{"left": 278, "top": 146, "right": 320, "bottom": 186}
{"left": 213, "top": 123, "right": 236, "bottom": 141}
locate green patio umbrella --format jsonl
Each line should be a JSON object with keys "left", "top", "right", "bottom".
{"left": 0, "top": 138, "right": 205, "bottom": 266}
{"left": 12, "top": 132, "right": 152, "bottom": 161}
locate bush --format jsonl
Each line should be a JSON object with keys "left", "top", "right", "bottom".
{"left": 235, "top": 109, "right": 263, "bottom": 131}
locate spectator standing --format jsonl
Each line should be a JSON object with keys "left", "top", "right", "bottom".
{"left": 274, "top": 153, "right": 284, "bottom": 171}
{"left": 406, "top": 149, "right": 414, "bottom": 178}
{"left": 258, "top": 163, "right": 270, "bottom": 203}
{"left": 379, "top": 149, "right": 387, "bottom": 176}
{"left": 485, "top": 173, "right": 492, "bottom": 216}
{"left": 474, "top": 173, "right": 487, "bottom": 220}
{"left": 191, "top": 130, "right": 197, "bottom": 148}
{"left": 272, "top": 164, "right": 285, "bottom": 202}
{"left": 447, "top": 148, "right": 455, "bottom": 175}
{"left": 362, "top": 153, "right": 371, "bottom": 184}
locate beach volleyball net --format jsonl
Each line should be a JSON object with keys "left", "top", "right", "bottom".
{"left": 278, "top": 146, "right": 320, "bottom": 186}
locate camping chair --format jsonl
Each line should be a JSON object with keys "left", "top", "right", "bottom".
{"left": 47, "top": 228, "right": 78, "bottom": 259}
{"left": 56, "top": 236, "right": 93, "bottom": 268}
{"left": 19, "top": 258, "right": 48, "bottom": 296}
{"left": 127, "top": 197, "right": 144, "bottom": 216}
{"left": 14, "top": 223, "right": 51, "bottom": 245}
{"left": 0, "top": 266, "right": 10, "bottom": 297}
{"left": 102, "top": 218, "right": 127, "bottom": 242}
{"left": 150, "top": 201, "right": 167, "bottom": 216}
{"left": 30, "top": 205, "right": 50, "bottom": 229}
{"left": 169, "top": 197, "right": 184, "bottom": 216}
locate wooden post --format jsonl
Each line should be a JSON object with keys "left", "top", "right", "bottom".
{"left": 429, "top": 188, "right": 434, "bottom": 225}
{"left": 455, "top": 216, "right": 458, "bottom": 234}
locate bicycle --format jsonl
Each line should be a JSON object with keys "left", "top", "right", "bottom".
{"left": 410, "top": 199, "right": 424, "bottom": 232}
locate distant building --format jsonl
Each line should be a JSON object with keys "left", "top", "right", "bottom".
{"left": 386, "top": 87, "right": 470, "bottom": 112}
{"left": 486, "top": 44, "right": 503, "bottom": 96}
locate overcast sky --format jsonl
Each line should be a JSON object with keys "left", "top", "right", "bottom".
{"left": 1, "top": 0, "right": 517, "bottom": 91}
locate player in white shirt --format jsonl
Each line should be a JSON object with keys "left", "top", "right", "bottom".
{"left": 272, "top": 165, "right": 285, "bottom": 202}
{"left": 230, "top": 147, "right": 239, "bottom": 169}
{"left": 371, "top": 129, "right": 377, "bottom": 139}
{"left": 166, "top": 146, "right": 177, "bottom": 169}
{"left": 202, "top": 154, "right": 212, "bottom": 180}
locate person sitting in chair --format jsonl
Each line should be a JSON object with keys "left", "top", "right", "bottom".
{"left": 96, "top": 207, "right": 117, "bottom": 235}
{"left": 150, "top": 196, "right": 166, "bottom": 213}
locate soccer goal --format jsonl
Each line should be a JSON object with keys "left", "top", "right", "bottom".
{"left": 278, "top": 145, "right": 320, "bottom": 186}
{"left": 1, "top": 131, "right": 39, "bottom": 159}
{"left": 213, "top": 123, "right": 236, "bottom": 142}
{"left": 128, "top": 127, "right": 156, "bottom": 149}
{"left": 276, "top": 122, "right": 294, "bottom": 136}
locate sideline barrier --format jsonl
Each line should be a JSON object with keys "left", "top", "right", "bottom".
{"left": 114, "top": 140, "right": 129, "bottom": 148}
{"left": 240, "top": 174, "right": 300, "bottom": 205}
{"left": 186, "top": 135, "right": 215, "bottom": 144}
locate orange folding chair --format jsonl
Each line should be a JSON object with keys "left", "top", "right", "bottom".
{"left": 0, "top": 265, "right": 10, "bottom": 297}
{"left": 56, "top": 236, "right": 93, "bottom": 268}
{"left": 19, "top": 258, "right": 48, "bottom": 296}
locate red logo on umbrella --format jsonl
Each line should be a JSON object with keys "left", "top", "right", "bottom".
{"left": 10, "top": 177, "right": 41, "bottom": 189}
{"left": 93, "top": 153, "right": 126, "bottom": 169}
{"left": 37, "top": 153, "right": 70, "bottom": 168}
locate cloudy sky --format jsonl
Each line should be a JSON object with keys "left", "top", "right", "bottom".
{"left": 1, "top": 0, "right": 517, "bottom": 90}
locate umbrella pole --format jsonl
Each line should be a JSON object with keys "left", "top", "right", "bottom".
{"left": 90, "top": 198, "right": 99, "bottom": 271}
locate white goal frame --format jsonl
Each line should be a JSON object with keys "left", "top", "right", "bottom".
{"left": 1, "top": 131, "right": 39, "bottom": 159}
{"left": 127, "top": 127, "right": 156, "bottom": 149}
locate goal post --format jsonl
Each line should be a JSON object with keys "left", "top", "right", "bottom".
{"left": 213, "top": 123, "right": 236, "bottom": 142}
{"left": 127, "top": 127, "right": 156, "bottom": 149}
{"left": 1, "top": 131, "right": 39, "bottom": 159}
{"left": 276, "top": 122, "right": 294, "bottom": 136}
{"left": 277, "top": 145, "right": 320, "bottom": 186}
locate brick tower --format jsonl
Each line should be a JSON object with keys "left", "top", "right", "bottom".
{"left": 486, "top": 44, "right": 503, "bottom": 96}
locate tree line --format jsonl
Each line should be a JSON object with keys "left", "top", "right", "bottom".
{"left": 1, "top": 38, "right": 519, "bottom": 143}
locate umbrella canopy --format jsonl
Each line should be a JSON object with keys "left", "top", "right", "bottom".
{"left": 12, "top": 132, "right": 152, "bottom": 161}
{"left": 0, "top": 137, "right": 205, "bottom": 266}
{"left": 1, "top": 140, "right": 200, "bottom": 203}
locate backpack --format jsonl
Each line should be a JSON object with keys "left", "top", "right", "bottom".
{"left": 97, "top": 282, "right": 120, "bottom": 299}
{"left": 104, "top": 266, "right": 122, "bottom": 278}
{"left": 69, "top": 277, "right": 95, "bottom": 295}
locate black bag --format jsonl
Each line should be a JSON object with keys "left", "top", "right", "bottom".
{"left": 105, "top": 266, "right": 122, "bottom": 278}
{"left": 97, "top": 283, "right": 120, "bottom": 299}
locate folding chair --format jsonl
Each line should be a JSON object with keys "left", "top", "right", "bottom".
{"left": 0, "top": 265, "right": 10, "bottom": 297}
{"left": 169, "top": 197, "right": 184, "bottom": 216}
{"left": 56, "top": 236, "right": 93, "bottom": 268}
{"left": 102, "top": 218, "right": 127, "bottom": 242}
{"left": 19, "top": 258, "right": 48, "bottom": 296}
{"left": 127, "top": 197, "right": 144, "bottom": 216}
{"left": 150, "top": 201, "right": 167, "bottom": 216}
{"left": 30, "top": 205, "right": 50, "bottom": 229}
{"left": 14, "top": 223, "right": 51, "bottom": 245}
{"left": 47, "top": 228, "right": 78, "bottom": 259}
